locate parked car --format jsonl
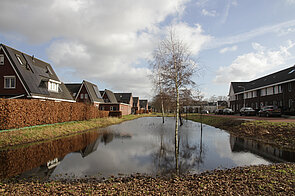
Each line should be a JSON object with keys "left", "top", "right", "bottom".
{"left": 201, "top": 110, "right": 209, "bottom": 114}
{"left": 215, "top": 109, "right": 224, "bottom": 115}
{"left": 223, "top": 108, "right": 234, "bottom": 115}
{"left": 258, "top": 106, "right": 281, "bottom": 117}
{"left": 240, "top": 107, "right": 256, "bottom": 116}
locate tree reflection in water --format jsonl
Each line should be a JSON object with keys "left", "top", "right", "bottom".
{"left": 152, "top": 122, "right": 206, "bottom": 176}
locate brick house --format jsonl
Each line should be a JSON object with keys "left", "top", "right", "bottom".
{"left": 139, "top": 99, "right": 148, "bottom": 112}
{"left": 99, "top": 90, "right": 131, "bottom": 115}
{"left": 229, "top": 65, "right": 295, "bottom": 114}
{"left": 132, "top": 97, "right": 139, "bottom": 114}
{"left": 65, "top": 80, "right": 104, "bottom": 107}
{"left": 0, "top": 43, "right": 74, "bottom": 102}
{"left": 114, "top": 93, "right": 133, "bottom": 115}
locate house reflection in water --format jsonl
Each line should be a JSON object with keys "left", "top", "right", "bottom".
{"left": 0, "top": 129, "right": 102, "bottom": 179}
{"left": 230, "top": 135, "right": 295, "bottom": 163}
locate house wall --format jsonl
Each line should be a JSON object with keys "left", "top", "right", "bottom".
{"left": 76, "top": 85, "right": 91, "bottom": 104}
{"left": 230, "top": 81, "right": 295, "bottom": 113}
{"left": 0, "top": 49, "right": 27, "bottom": 98}
{"left": 100, "top": 103, "right": 131, "bottom": 115}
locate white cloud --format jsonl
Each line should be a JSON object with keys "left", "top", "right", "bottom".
{"left": 201, "top": 9, "right": 216, "bottom": 17}
{"left": 219, "top": 45, "right": 237, "bottom": 54}
{"left": 0, "top": 0, "right": 198, "bottom": 98}
{"left": 206, "top": 19, "right": 295, "bottom": 49}
{"left": 286, "top": 0, "right": 295, "bottom": 4}
{"left": 214, "top": 41, "right": 295, "bottom": 84}
{"left": 166, "top": 23, "right": 212, "bottom": 56}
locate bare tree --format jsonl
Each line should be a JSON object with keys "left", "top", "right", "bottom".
{"left": 151, "top": 29, "right": 198, "bottom": 174}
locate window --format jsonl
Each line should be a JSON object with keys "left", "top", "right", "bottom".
{"left": 73, "top": 93, "right": 76, "bottom": 97}
{"left": 85, "top": 94, "right": 88, "bottom": 99}
{"left": 4, "top": 76, "right": 16, "bottom": 89}
{"left": 110, "top": 106, "right": 113, "bottom": 111}
{"left": 288, "top": 83, "right": 292, "bottom": 92}
{"left": 100, "top": 106, "right": 104, "bottom": 110}
{"left": 278, "top": 85, "right": 282, "bottom": 93}
{"left": 80, "top": 94, "right": 84, "bottom": 99}
{"left": 48, "top": 81, "right": 59, "bottom": 92}
{"left": 16, "top": 55, "right": 23, "bottom": 65}
{"left": 289, "top": 99, "right": 293, "bottom": 108}
{"left": 0, "top": 54, "right": 4, "bottom": 65}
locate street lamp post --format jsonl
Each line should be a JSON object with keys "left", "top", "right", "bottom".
{"left": 238, "top": 86, "right": 246, "bottom": 108}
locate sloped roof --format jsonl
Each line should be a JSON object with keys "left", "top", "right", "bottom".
{"left": 1, "top": 44, "right": 74, "bottom": 101}
{"left": 82, "top": 80, "right": 104, "bottom": 103}
{"left": 133, "top": 97, "right": 139, "bottom": 107}
{"left": 104, "top": 89, "right": 118, "bottom": 103}
{"left": 65, "top": 83, "right": 81, "bottom": 98}
{"left": 231, "top": 65, "right": 295, "bottom": 94}
{"left": 139, "top": 99, "right": 148, "bottom": 108}
{"left": 115, "top": 93, "right": 132, "bottom": 104}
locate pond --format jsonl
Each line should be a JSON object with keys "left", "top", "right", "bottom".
{"left": 0, "top": 117, "right": 294, "bottom": 180}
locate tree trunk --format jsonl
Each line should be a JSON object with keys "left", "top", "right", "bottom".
{"left": 174, "top": 65, "right": 180, "bottom": 175}
{"left": 179, "top": 109, "right": 183, "bottom": 126}
{"left": 160, "top": 91, "right": 165, "bottom": 124}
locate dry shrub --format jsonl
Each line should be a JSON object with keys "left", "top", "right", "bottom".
{"left": 109, "top": 111, "right": 122, "bottom": 118}
{"left": 0, "top": 99, "right": 109, "bottom": 130}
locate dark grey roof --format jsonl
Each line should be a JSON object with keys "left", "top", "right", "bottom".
{"left": 65, "top": 83, "right": 81, "bottom": 98}
{"left": 115, "top": 93, "right": 132, "bottom": 104}
{"left": 139, "top": 100, "right": 148, "bottom": 108}
{"left": 104, "top": 89, "right": 118, "bottom": 103}
{"left": 83, "top": 80, "right": 104, "bottom": 103}
{"left": 133, "top": 97, "right": 139, "bottom": 107}
{"left": 1, "top": 44, "right": 74, "bottom": 101}
{"left": 231, "top": 65, "right": 295, "bottom": 93}
{"left": 99, "top": 91, "right": 104, "bottom": 96}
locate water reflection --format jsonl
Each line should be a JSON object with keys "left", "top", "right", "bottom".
{"left": 230, "top": 135, "right": 295, "bottom": 162}
{"left": 1, "top": 117, "right": 294, "bottom": 180}
{"left": 0, "top": 130, "right": 102, "bottom": 179}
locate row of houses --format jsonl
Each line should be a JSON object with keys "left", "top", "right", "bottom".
{"left": 0, "top": 43, "right": 149, "bottom": 115}
{"left": 229, "top": 65, "right": 295, "bottom": 114}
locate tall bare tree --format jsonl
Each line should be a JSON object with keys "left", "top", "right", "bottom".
{"left": 151, "top": 29, "right": 198, "bottom": 174}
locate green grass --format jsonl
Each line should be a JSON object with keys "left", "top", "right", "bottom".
{"left": 0, "top": 114, "right": 155, "bottom": 149}
{"left": 186, "top": 113, "right": 295, "bottom": 150}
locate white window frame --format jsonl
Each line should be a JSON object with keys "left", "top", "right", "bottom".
{"left": 84, "top": 94, "right": 88, "bottom": 99}
{"left": 48, "top": 81, "right": 59, "bottom": 92}
{"left": 110, "top": 106, "right": 113, "bottom": 111}
{"left": 0, "top": 54, "right": 4, "bottom": 65}
{"left": 4, "top": 76, "right": 16, "bottom": 89}
{"left": 16, "top": 55, "right": 23, "bottom": 65}
{"left": 80, "top": 93, "right": 84, "bottom": 99}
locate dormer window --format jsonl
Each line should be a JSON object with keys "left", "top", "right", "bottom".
{"left": 16, "top": 55, "right": 23, "bottom": 65}
{"left": 46, "top": 66, "right": 53, "bottom": 75}
{"left": 0, "top": 54, "right": 4, "bottom": 65}
{"left": 48, "top": 79, "right": 61, "bottom": 92}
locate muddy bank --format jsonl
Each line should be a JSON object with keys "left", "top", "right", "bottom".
{"left": 187, "top": 114, "right": 295, "bottom": 151}
{"left": 1, "top": 163, "right": 294, "bottom": 195}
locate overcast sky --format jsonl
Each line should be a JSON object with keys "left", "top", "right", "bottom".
{"left": 1, "top": 0, "right": 295, "bottom": 99}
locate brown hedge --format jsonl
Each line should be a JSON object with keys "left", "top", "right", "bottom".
{"left": 109, "top": 111, "right": 122, "bottom": 118}
{"left": 0, "top": 99, "right": 109, "bottom": 130}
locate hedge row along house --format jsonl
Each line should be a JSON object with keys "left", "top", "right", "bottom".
{"left": 0, "top": 43, "right": 149, "bottom": 115}
{"left": 229, "top": 65, "right": 295, "bottom": 114}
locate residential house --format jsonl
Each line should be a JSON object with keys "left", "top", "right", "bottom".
{"left": 139, "top": 99, "right": 148, "bottom": 112}
{"left": 65, "top": 80, "right": 104, "bottom": 107}
{"left": 229, "top": 65, "right": 295, "bottom": 114}
{"left": 99, "top": 90, "right": 132, "bottom": 115}
{"left": 132, "top": 97, "right": 139, "bottom": 114}
{"left": 0, "top": 44, "right": 74, "bottom": 102}
{"left": 114, "top": 93, "right": 133, "bottom": 115}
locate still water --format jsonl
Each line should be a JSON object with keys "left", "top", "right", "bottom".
{"left": 0, "top": 117, "right": 294, "bottom": 179}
